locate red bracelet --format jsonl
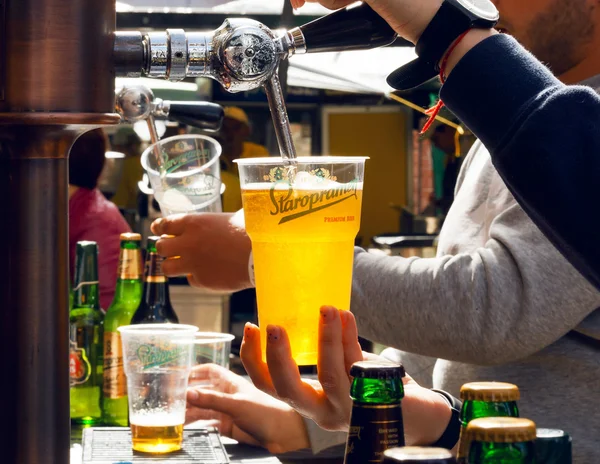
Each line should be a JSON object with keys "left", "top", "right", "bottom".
{"left": 420, "top": 29, "right": 472, "bottom": 135}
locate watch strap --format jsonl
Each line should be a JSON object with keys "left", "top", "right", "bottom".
{"left": 416, "top": 1, "right": 474, "bottom": 71}
{"left": 431, "top": 388, "right": 462, "bottom": 449}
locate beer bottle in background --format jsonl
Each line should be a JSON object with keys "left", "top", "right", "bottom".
{"left": 383, "top": 447, "right": 456, "bottom": 463}
{"left": 535, "top": 429, "right": 572, "bottom": 464}
{"left": 456, "top": 382, "right": 520, "bottom": 463}
{"left": 131, "top": 236, "right": 179, "bottom": 324}
{"left": 344, "top": 361, "right": 405, "bottom": 464}
{"left": 102, "top": 233, "right": 143, "bottom": 426}
{"left": 70, "top": 241, "right": 104, "bottom": 424}
{"left": 465, "top": 417, "right": 536, "bottom": 464}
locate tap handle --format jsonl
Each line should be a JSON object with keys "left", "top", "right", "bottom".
{"left": 297, "top": 2, "right": 397, "bottom": 53}
{"left": 163, "top": 101, "right": 224, "bottom": 131}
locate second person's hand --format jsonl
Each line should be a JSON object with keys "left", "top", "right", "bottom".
{"left": 185, "top": 364, "right": 310, "bottom": 454}
{"left": 151, "top": 211, "right": 252, "bottom": 292}
{"left": 241, "top": 306, "right": 453, "bottom": 446}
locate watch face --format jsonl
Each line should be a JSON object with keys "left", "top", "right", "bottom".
{"left": 455, "top": 0, "right": 499, "bottom": 21}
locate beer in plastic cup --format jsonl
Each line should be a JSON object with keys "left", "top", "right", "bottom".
{"left": 235, "top": 157, "right": 366, "bottom": 365}
{"left": 119, "top": 323, "right": 198, "bottom": 453}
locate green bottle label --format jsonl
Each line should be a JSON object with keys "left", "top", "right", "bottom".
{"left": 69, "top": 339, "right": 91, "bottom": 386}
{"left": 344, "top": 403, "right": 404, "bottom": 463}
{"left": 103, "top": 332, "right": 127, "bottom": 399}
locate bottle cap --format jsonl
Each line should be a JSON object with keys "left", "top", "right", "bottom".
{"left": 350, "top": 361, "right": 405, "bottom": 380}
{"left": 535, "top": 429, "right": 572, "bottom": 464}
{"left": 120, "top": 232, "right": 141, "bottom": 241}
{"left": 77, "top": 240, "right": 98, "bottom": 252}
{"left": 383, "top": 446, "right": 455, "bottom": 463}
{"left": 465, "top": 417, "right": 536, "bottom": 443}
{"left": 460, "top": 382, "right": 520, "bottom": 402}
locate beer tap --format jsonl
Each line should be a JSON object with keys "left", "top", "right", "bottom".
{"left": 114, "top": 2, "right": 397, "bottom": 159}
{"left": 115, "top": 84, "right": 224, "bottom": 145}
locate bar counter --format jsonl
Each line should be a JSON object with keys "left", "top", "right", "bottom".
{"left": 70, "top": 424, "right": 344, "bottom": 463}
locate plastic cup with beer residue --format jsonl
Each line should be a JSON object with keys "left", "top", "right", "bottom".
{"left": 119, "top": 323, "right": 198, "bottom": 454}
{"left": 235, "top": 156, "right": 367, "bottom": 366}
{"left": 141, "top": 134, "right": 223, "bottom": 217}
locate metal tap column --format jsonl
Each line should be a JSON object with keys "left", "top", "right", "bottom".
{"left": 0, "top": 1, "right": 119, "bottom": 463}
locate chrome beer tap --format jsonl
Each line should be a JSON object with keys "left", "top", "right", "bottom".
{"left": 114, "top": 2, "right": 397, "bottom": 158}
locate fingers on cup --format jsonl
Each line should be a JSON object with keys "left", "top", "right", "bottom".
{"left": 318, "top": 306, "right": 352, "bottom": 405}
{"left": 339, "top": 310, "right": 363, "bottom": 374}
{"left": 265, "top": 326, "right": 308, "bottom": 406}
{"left": 161, "top": 256, "right": 189, "bottom": 276}
{"left": 152, "top": 215, "right": 187, "bottom": 236}
{"left": 240, "top": 323, "right": 276, "bottom": 395}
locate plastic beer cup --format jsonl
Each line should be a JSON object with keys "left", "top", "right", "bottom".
{"left": 235, "top": 157, "right": 367, "bottom": 365}
{"left": 119, "top": 324, "right": 198, "bottom": 453}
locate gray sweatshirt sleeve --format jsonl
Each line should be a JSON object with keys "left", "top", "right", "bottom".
{"left": 351, "top": 207, "right": 600, "bottom": 365}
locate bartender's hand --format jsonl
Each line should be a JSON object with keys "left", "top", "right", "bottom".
{"left": 151, "top": 211, "right": 252, "bottom": 292}
{"left": 292, "top": 0, "right": 444, "bottom": 44}
{"left": 241, "top": 306, "right": 452, "bottom": 446}
{"left": 186, "top": 364, "right": 310, "bottom": 454}
{"left": 292, "top": 0, "right": 497, "bottom": 74}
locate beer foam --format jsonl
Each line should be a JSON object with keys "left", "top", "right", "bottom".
{"left": 243, "top": 178, "right": 364, "bottom": 191}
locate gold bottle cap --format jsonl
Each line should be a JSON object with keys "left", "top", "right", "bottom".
{"left": 465, "top": 417, "right": 536, "bottom": 443}
{"left": 120, "top": 232, "right": 141, "bottom": 241}
{"left": 460, "top": 382, "right": 520, "bottom": 402}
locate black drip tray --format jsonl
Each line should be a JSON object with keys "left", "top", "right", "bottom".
{"left": 82, "top": 427, "right": 229, "bottom": 464}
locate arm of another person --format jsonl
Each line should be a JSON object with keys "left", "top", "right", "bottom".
{"left": 441, "top": 33, "right": 600, "bottom": 290}
{"left": 352, "top": 202, "right": 600, "bottom": 365}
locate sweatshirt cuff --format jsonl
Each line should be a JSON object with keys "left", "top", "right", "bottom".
{"left": 440, "top": 34, "right": 563, "bottom": 152}
{"left": 303, "top": 417, "right": 348, "bottom": 455}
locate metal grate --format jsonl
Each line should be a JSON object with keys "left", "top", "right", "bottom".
{"left": 82, "top": 427, "right": 229, "bottom": 464}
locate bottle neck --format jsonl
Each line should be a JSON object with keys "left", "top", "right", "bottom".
{"left": 73, "top": 280, "right": 100, "bottom": 308}
{"left": 350, "top": 378, "right": 404, "bottom": 404}
{"left": 112, "top": 244, "right": 143, "bottom": 307}
{"left": 461, "top": 400, "right": 520, "bottom": 426}
{"left": 73, "top": 262, "right": 100, "bottom": 309}
{"left": 468, "top": 441, "right": 535, "bottom": 464}
{"left": 114, "top": 278, "right": 143, "bottom": 307}
{"left": 143, "top": 280, "right": 170, "bottom": 305}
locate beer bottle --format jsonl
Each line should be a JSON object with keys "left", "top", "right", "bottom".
{"left": 344, "top": 361, "right": 405, "bottom": 464}
{"left": 456, "top": 382, "right": 520, "bottom": 463}
{"left": 131, "top": 236, "right": 179, "bottom": 324}
{"left": 535, "top": 428, "right": 572, "bottom": 464}
{"left": 69, "top": 241, "right": 104, "bottom": 424}
{"left": 383, "top": 447, "right": 456, "bottom": 463}
{"left": 465, "top": 417, "right": 536, "bottom": 464}
{"left": 102, "top": 233, "right": 143, "bottom": 426}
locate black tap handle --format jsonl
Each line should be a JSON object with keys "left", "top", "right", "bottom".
{"left": 166, "top": 102, "right": 224, "bottom": 131}
{"left": 299, "top": 2, "right": 397, "bottom": 53}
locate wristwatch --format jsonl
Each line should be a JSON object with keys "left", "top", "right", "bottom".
{"left": 387, "top": 0, "right": 499, "bottom": 90}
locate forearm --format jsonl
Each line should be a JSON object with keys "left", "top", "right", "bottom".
{"left": 351, "top": 244, "right": 600, "bottom": 365}
{"left": 441, "top": 34, "right": 600, "bottom": 291}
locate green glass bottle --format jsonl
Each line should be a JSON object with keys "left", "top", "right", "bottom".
{"left": 465, "top": 417, "right": 536, "bottom": 464}
{"left": 383, "top": 447, "right": 456, "bottom": 463}
{"left": 131, "top": 236, "right": 179, "bottom": 324}
{"left": 535, "top": 428, "right": 572, "bottom": 464}
{"left": 456, "top": 382, "right": 520, "bottom": 463}
{"left": 344, "top": 361, "right": 405, "bottom": 464}
{"left": 102, "top": 233, "right": 143, "bottom": 426}
{"left": 69, "top": 241, "right": 104, "bottom": 425}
